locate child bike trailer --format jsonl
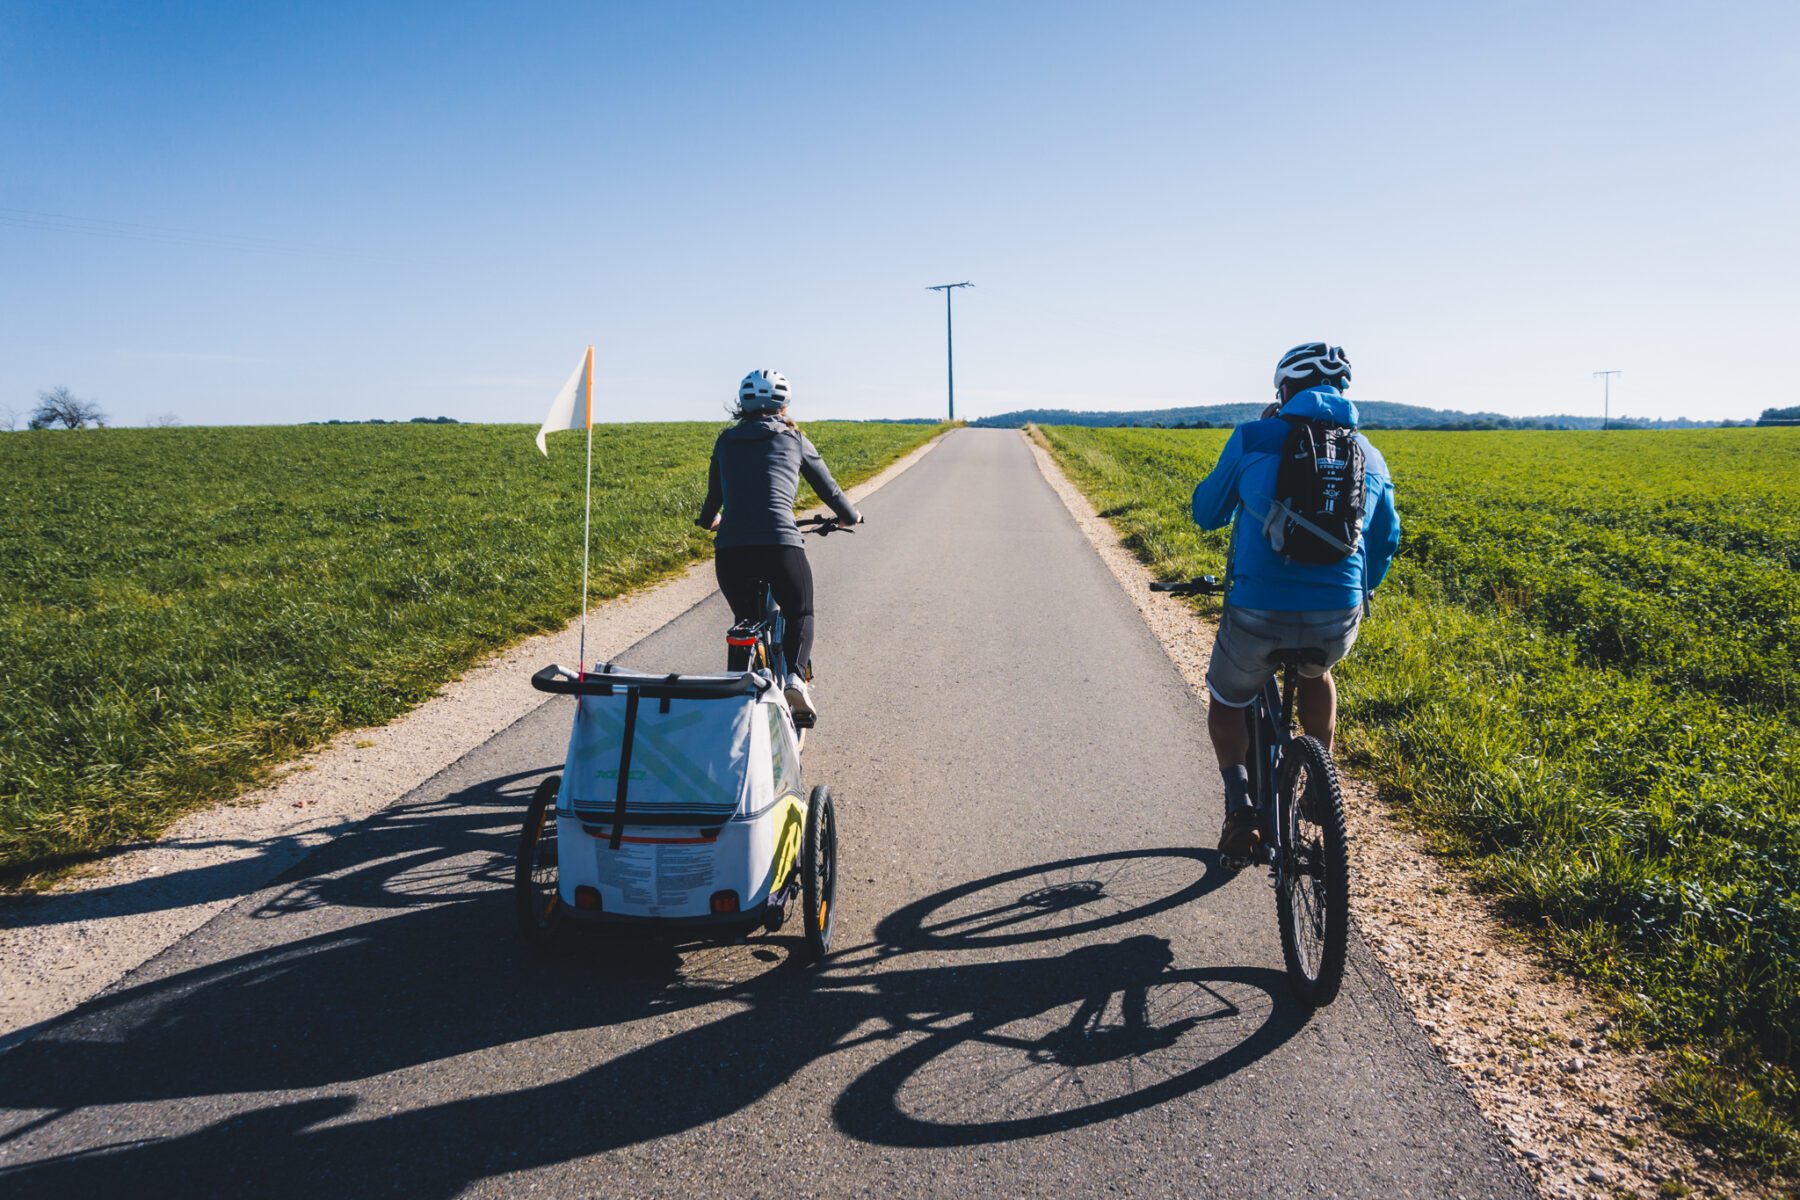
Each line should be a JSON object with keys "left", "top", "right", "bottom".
{"left": 515, "top": 663, "right": 838, "bottom": 962}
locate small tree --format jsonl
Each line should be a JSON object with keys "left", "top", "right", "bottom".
{"left": 146, "top": 411, "right": 181, "bottom": 428}
{"left": 0, "top": 405, "right": 16, "bottom": 431}
{"left": 30, "top": 387, "right": 108, "bottom": 429}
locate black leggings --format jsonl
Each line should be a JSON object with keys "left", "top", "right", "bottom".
{"left": 715, "top": 545, "right": 815, "bottom": 674}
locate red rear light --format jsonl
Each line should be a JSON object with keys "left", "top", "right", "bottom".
{"left": 710, "top": 890, "right": 740, "bottom": 915}
{"left": 575, "top": 887, "right": 601, "bottom": 911}
{"left": 726, "top": 636, "right": 757, "bottom": 647}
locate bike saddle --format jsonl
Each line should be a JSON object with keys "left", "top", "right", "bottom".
{"left": 1271, "top": 648, "right": 1328, "bottom": 668}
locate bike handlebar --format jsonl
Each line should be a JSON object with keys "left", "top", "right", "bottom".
{"left": 797, "top": 515, "right": 857, "bottom": 536}
{"left": 1148, "top": 575, "right": 1221, "bottom": 596}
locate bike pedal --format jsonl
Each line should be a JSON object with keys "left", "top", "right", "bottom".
{"left": 1219, "top": 853, "right": 1254, "bottom": 873}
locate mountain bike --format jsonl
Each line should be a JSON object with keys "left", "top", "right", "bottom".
{"left": 723, "top": 515, "right": 852, "bottom": 736}
{"left": 1151, "top": 575, "right": 1350, "bottom": 1006}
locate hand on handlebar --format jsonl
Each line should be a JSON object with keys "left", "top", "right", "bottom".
{"left": 799, "top": 515, "right": 862, "bottom": 536}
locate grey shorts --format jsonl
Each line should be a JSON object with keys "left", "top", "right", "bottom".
{"left": 1206, "top": 604, "right": 1362, "bottom": 708}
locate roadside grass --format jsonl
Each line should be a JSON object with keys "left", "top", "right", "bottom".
{"left": 1038, "top": 424, "right": 1800, "bottom": 1175}
{"left": 0, "top": 421, "right": 942, "bottom": 885}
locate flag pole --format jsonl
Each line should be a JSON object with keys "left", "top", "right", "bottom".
{"left": 578, "top": 344, "right": 594, "bottom": 679}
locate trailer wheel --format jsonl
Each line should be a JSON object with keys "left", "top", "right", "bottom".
{"left": 801, "top": 785, "right": 838, "bottom": 962}
{"left": 515, "top": 775, "right": 562, "bottom": 947}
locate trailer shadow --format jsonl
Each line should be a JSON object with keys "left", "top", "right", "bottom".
{"left": 0, "top": 785, "right": 1304, "bottom": 1198}
{"left": 0, "top": 763, "right": 559, "bottom": 936}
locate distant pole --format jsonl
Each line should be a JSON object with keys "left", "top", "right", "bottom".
{"left": 1594, "top": 370, "right": 1621, "bottom": 430}
{"left": 927, "top": 282, "right": 973, "bottom": 422}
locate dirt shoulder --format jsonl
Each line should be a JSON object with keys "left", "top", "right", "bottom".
{"left": 1023, "top": 426, "right": 1764, "bottom": 1200}
{"left": 0, "top": 433, "right": 945, "bottom": 1050}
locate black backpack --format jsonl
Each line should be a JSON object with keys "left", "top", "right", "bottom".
{"left": 1263, "top": 418, "right": 1366, "bottom": 564}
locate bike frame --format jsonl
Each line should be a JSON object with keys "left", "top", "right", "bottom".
{"left": 1243, "top": 666, "right": 1301, "bottom": 884}
{"left": 725, "top": 585, "right": 789, "bottom": 680}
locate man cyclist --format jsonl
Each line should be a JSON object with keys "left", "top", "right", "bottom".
{"left": 698, "top": 369, "right": 863, "bottom": 722}
{"left": 1190, "top": 343, "right": 1401, "bottom": 861}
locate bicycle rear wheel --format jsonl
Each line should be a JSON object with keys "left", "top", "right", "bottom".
{"left": 1275, "top": 736, "right": 1348, "bottom": 1005}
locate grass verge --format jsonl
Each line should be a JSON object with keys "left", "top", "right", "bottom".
{"left": 1037, "top": 423, "right": 1800, "bottom": 1176}
{"left": 0, "top": 420, "right": 942, "bottom": 885}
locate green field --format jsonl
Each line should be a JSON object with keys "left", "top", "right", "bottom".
{"left": 1039, "top": 425, "right": 1800, "bottom": 1171}
{"left": 0, "top": 421, "right": 941, "bottom": 884}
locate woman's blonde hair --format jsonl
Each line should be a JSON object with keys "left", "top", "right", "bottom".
{"left": 733, "top": 402, "right": 797, "bottom": 430}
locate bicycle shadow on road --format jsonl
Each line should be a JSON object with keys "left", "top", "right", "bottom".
{"left": 0, "top": 821, "right": 1305, "bottom": 1197}
{"left": 0, "top": 761, "right": 556, "bottom": 940}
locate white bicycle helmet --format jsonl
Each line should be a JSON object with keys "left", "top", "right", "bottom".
{"left": 1273, "top": 343, "right": 1352, "bottom": 392}
{"left": 737, "top": 369, "right": 792, "bottom": 414}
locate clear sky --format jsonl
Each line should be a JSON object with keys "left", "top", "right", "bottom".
{"left": 2, "top": 1, "right": 1795, "bottom": 426}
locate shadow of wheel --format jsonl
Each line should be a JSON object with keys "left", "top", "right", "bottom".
{"left": 835, "top": 965, "right": 1302, "bottom": 1147}
{"left": 871, "top": 848, "right": 1222, "bottom": 955}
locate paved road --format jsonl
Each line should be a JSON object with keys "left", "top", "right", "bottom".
{"left": 0, "top": 429, "right": 1528, "bottom": 1199}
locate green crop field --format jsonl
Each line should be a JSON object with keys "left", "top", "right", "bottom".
{"left": 0, "top": 420, "right": 942, "bottom": 885}
{"left": 1039, "top": 424, "right": 1800, "bottom": 1173}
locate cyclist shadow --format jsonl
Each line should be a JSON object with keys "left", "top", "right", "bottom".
{"left": 0, "top": 850, "right": 1302, "bottom": 1197}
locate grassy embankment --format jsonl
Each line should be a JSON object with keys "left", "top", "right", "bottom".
{"left": 0, "top": 420, "right": 942, "bottom": 884}
{"left": 1038, "top": 424, "right": 1800, "bottom": 1174}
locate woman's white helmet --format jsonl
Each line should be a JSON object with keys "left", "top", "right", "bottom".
{"left": 737, "top": 369, "right": 791, "bottom": 414}
{"left": 1273, "top": 343, "right": 1352, "bottom": 393}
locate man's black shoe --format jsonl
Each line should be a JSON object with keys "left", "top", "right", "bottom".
{"left": 1218, "top": 806, "right": 1262, "bottom": 861}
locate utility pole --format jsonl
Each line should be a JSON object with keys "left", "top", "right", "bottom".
{"left": 1593, "top": 370, "right": 1621, "bottom": 430}
{"left": 927, "top": 281, "right": 973, "bottom": 422}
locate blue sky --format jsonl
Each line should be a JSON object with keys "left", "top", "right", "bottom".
{"left": 2, "top": 1, "right": 1795, "bottom": 426}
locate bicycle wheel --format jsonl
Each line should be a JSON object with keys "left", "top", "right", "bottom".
{"left": 801, "top": 785, "right": 837, "bottom": 962}
{"left": 515, "top": 775, "right": 563, "bottom": 947}
{"left": 834, "top": 964, "right": 1297, "bottom": 1146}
{"left": 1275, "top": 736, "right": 1349, "bottom": 1005}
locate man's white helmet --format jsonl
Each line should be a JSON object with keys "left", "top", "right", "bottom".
{"left": 1273, "top": 343, "right": 1352, "bottom": 392}
{"left": 737, "top": 369, "right": 792, "bottom": 414}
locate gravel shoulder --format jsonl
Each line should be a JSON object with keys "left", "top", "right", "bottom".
{"left": 0, "top": 433, "right": 944, "bottom": 1050}
{"left": 1023, "top": 426, "right": 1769, "bottom": 1200}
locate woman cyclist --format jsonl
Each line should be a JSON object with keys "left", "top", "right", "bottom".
{"left": 697, "top": 369, "right": 862, "bottom": 722}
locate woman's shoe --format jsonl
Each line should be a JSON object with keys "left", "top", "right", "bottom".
{"left": 784, "top": 673, "right": 817, "bottom": 721}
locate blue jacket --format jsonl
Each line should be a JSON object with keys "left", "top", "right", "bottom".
{"left": 1190, "top": 385, "right": 1400, "bottom": 612}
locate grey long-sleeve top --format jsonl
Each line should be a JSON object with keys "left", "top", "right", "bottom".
{"left": 698, "top": 415, "right": 862, "bottom": 549}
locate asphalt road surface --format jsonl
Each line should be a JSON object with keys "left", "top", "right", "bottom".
{"left": 0, "top": 429, "right": 1529, "bottom": 1199}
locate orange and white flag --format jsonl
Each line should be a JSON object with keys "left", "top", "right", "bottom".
{"left": 535, "top": 345, "right": 594, "bottom": 456}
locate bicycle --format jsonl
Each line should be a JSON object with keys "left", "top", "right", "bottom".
{"left": 1150, "top": 575, "right": 1351, "bottom": 1006}
{"left": 722, "top": 515, "right": 853, "bottom": 737}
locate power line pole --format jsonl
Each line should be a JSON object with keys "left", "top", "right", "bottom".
{"left": 927, "top": 281, "right": 973, "bottom": 422}
{"left": 1594, "top": 370, "right": 1621, "bottom": 430}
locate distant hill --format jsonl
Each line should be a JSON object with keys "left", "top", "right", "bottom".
{"left": 970, "top": 402, "right": 1726, "bottom": 431}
